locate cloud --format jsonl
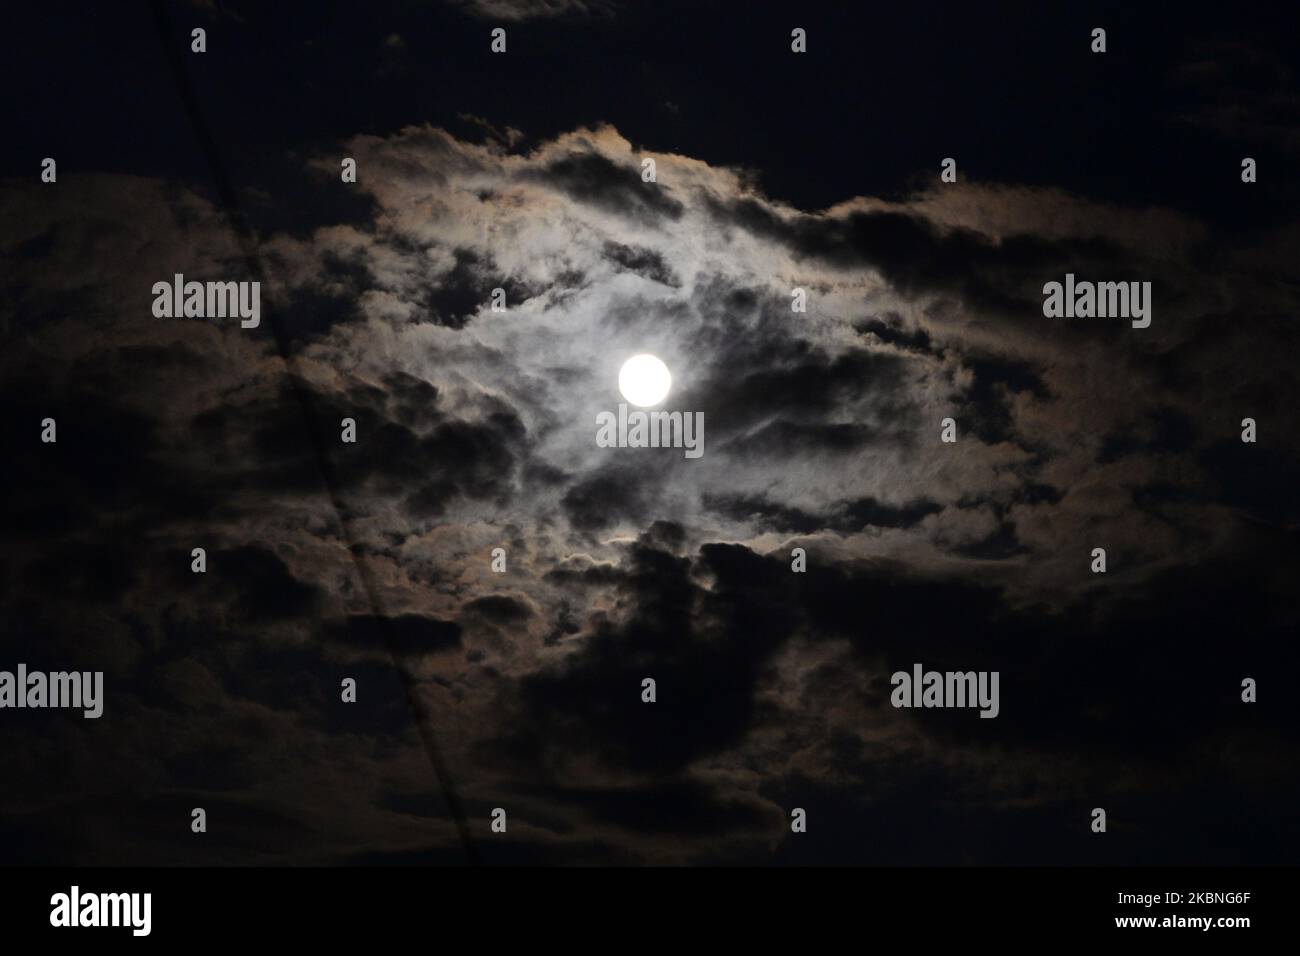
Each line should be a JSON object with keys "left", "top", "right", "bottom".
{"left": 3, "top": 115, "right": 1298, "bottom": 864}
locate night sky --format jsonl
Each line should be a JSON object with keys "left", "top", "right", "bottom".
{"left": 2, "top": 0, "right": 1298, "bottom": 866}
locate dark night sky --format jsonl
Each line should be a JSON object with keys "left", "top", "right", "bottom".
{"left": 1, "top": 0, "right": 1298, "bottom": 866}
{"left": 9, "top": 1, "right": 1299, "bottom": 220}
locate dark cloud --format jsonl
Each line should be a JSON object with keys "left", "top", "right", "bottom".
{"left": 0, "top": 374, "right": 205, "bottom": 536}
{"left": 707, "top": 198, "right": 1126, "bottom": 316}
{"left": 601, "top": 240, "right": 680, "bottom": 286}
{"left": 190, "top": 373, "right": 527, "bottom": 516}
{"left": 692, "top": 347, "right": 917, "bottom": 441}
{"left": 211, "top": 545, "right": 324, "bottom": 622}
{"left": 522, "top": 152, "right": 684, "bottom": 224}
{"left": 704, "top": 492, "right": 941, "bottom": 534}
{"left": 561, "top": 468, "right": 659, "bottom": 532}
{"left": 855, "top": 315, "right": 934, "bottom": 354}
{"left": 422, "top": 248, "right": 535, "bottom": 329}
{"left": 272, "top": 249, "right": 370, "bottom": 346}
{"left": 960, "top": 355, "right": 1051, "bottom": 445}
{"left": 541, "top": 777, "right": 777, "bottom": 836}
{"left": 1098, "top": 406, "right": 1198, "bottom": 463}
{"left": 326, "top": 613, "right": 463, "bottom": 656}
{"left": 461, "top": 595, "right": 533, "bottom": 625}
{"left": 494, "top": 540, "right": 791, "bottom": 774}
{"left": 1201, "top": 440, "right": 1300, "bottom": 526}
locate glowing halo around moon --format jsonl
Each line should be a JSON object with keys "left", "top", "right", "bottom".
{"left": 618, "top": 354, "right": 672, "bottom": 407}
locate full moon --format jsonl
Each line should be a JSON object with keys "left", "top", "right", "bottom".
{"left": 618, "top": 353, "right": 672, "bottom": 407}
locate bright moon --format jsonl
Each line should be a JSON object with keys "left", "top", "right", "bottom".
{"left": 618, "top": 354, "right": 672, "bottom": 407}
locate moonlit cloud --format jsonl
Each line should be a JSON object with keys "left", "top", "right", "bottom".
{"left": 3, "top": 116, "right": 1298, "bottom": 864}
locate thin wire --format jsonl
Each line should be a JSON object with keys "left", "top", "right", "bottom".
{"left": 147, "top": 0, "right": 481, "bottom": 865}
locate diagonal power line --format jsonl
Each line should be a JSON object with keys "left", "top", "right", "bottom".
{"left": 147, "top": 0, "right": 480, "bottom": 864}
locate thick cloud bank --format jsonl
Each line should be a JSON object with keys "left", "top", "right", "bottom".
{"left": 2, "top": 121, "right": 1297, "bottom": 863}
